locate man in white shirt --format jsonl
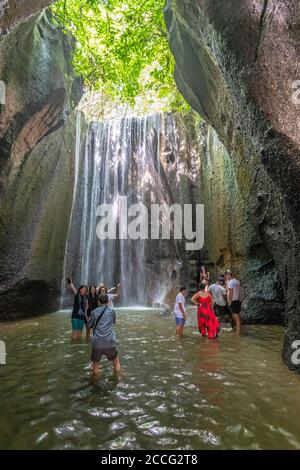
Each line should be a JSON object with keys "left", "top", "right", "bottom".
{"left": 173, "top": 287, "right": 188, "bottom": 337}
{"left": 225, "top": 270, "right": 242, "bottom": 334}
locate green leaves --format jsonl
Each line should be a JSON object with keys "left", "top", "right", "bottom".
{"left": 51, "top": 0, "right": 189, "bottom": 114}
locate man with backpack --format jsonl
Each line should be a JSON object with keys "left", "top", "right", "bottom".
{"left": 88, "top": 294, "right": 122, "bottom": 375}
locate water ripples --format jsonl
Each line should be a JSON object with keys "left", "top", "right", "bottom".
{"left": 1, "top": 310, "right": 300, "bottom": 449}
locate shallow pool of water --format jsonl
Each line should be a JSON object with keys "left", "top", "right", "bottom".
{"left": 0, "top": 309, "right": 300, "bottom": 450}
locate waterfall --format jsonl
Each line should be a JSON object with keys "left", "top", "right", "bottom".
{"left": 78, "top": 114, "right": 166, "bottom": 306}
{"left": 62, "top": 112, "right": 200, "bottom": 307}
{"left": 60, "top": 111, "right": 82, "bottom": 308}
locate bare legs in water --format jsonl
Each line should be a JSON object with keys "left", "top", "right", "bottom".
{"left": 92, "top": 356, "right": 122, "bottom": 376}
{"left": 71, "top": 330, "right": 82, "bottom": 341}
{"left": 85, "top": 326, "right": 91, "bottom": 341}
{"left": 232, "top": 314, "right": 241, "bottom": 335}
{"left": 176, "top": 323, "right": 185, "bottom": 338}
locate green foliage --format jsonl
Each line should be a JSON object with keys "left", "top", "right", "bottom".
{"left": 51, "top": 0, "right": 189, "bottom": 114}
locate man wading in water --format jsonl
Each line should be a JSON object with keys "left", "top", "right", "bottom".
{"left": 88, "top": 294, "right": 122, "bottom": 375}
{"left": 209, "top": 275, "right": 233, "bottom": 328}
{"left": 225, "top": 270, "right": 242, "bottom": 335}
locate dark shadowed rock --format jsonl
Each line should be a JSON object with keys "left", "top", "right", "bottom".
{"left": 0, "top": 12, "right": 84, "bottom": 319}
{"left": 164, "top": 0, "right": 300, "bottom": 373}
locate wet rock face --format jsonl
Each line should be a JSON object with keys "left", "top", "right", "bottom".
{"left": 198, "top": 124, "right": 285, "bottom": 325}
{"left": 165, "top": 0, "right": 300, "bottom": 372}
{"left": 0, "top": 13, "right": 83, "bottom": 319}
{"left": 0, "top": 0, "right": 54, "bottom": 36}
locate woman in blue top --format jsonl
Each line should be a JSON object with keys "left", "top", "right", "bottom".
{"left": 68, "top": 277, "right": 88, "bottom": 341}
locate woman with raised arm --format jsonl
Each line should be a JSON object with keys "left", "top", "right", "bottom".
{"left": 98, "top": 283, "right": 121, "bottom": 309}
{"left": 199, "top": 266, "right": 210, "bottom": 291}
{"left": 67, "top": 277, "right": 88, "bottom": 341}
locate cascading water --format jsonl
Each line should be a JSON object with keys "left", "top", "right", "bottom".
{"left": 62, "top": 112, "right": 201, "bottom": 307}
{"left": 60, "top": 112, "right": 82, "bottom": 308}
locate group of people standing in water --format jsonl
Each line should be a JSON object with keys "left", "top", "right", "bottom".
{"left": 174, "top": 268, "right": 242, "bottom": 339}
{"left": 67, "top": 266, "right": 242, "bottom": 376}
{"left": 67, "top": 278, "right": 122, "bottom": 375}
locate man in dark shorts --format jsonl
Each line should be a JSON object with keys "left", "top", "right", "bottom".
{"left": 88, "top": 294, "right": 122, "bottom": 375}
{"left": 225, "top": 270, "right": 242, "bottom": 335}
{"left": 209, "top": 276, "right": 232, "bottom": 326}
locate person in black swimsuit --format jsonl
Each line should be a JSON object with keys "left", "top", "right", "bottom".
{"left": 86, "top": 286, "right": 98, "bottom": 340}
{"left": 68, "top": 278, "right": 88, "bottom": 341}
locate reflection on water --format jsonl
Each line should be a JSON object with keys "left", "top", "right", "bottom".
{"left": 0, "top": 309, "right": 300, "bottom": 450}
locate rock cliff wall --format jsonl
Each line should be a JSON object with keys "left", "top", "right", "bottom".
{"left": 0, "top": 12, "right": 83, "bottom": 318}
{"left": 0, "top": 0, "right": 54, "bottom": 36}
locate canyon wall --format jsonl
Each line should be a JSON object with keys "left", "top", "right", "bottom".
{"left": 0, "top": 12, "right": 83, "bottom": 319}
{"left": 164, "top": 0, "right": 300, "bottom": 371}
{"left": 0, "top": 0, "right": 54, "bottom": 36}
{"left": 198, "top": 124, "right": 285, "bottom": 324}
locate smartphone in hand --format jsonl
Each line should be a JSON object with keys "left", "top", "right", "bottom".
{"left": 67, "top": 277, "right": 71, "bottom": 284}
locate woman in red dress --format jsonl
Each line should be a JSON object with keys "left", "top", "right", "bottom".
{"left": 191, "top": 282, "right": 219, "bottom": 339}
